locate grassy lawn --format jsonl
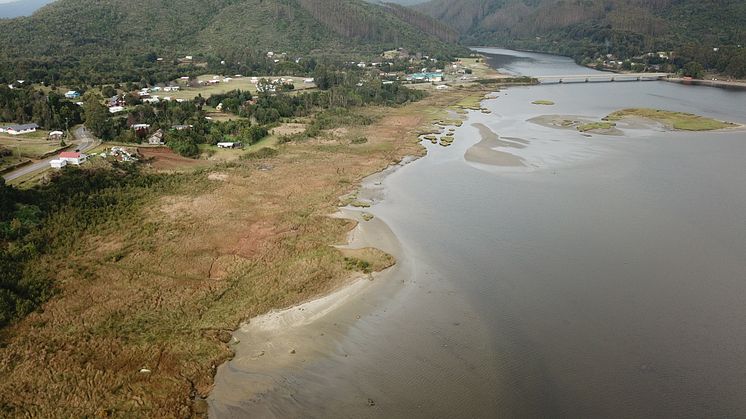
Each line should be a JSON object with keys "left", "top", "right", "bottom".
{"left": 162, "top": 75, "right": 316, "bottom": 101}
{"left": 0, "top": 132, "right": 62, "bottom": 158}
{"left": 605, "top": 108, "right": 736, "bottom": 131}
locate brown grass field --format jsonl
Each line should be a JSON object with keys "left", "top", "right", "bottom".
{"left": 0, "top": 71, "right": 500, "bottom": 416}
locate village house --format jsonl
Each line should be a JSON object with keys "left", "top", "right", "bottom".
{"left": 147, "top": 129, "right": 164, "bottom": 145}
{"left": 172, "top": 124, "right": 192, "bottom": 131}
{"left": 109, "top": 106, "right": 125, "bottom": 114}
{"left": 50, "top": 159, "right": 67, "bottom": 169}
{"left": 163, "top": 86, "right": 180, "bottom": 92}
{"left": 48, "top": 130, "right": 64, "bottom": 140}
{"left": 132, "top": 123, "right": 151, "bottom": 133}
{"left": 0, "top": 123, "right": 39, "bottom": 135}
{"left": 51, "top": 151, "right": 88, "bottom": 167}
{"left": 65, "top": 90, "right": 80, "bottom": 99}
{"left": 108, "top": 95, "right": 125, "bottom": 108}
{"left": 217, "top": 142, "right": 242, "bottom": 149}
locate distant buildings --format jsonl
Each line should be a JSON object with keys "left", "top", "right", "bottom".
{"left": 0, "top": 123, "right": 39, "bottom": 135}
{"left": 407, "top": 72, "right": 444, "bottom": 83}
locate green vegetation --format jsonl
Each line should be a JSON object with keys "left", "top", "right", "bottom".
{"left": 0, "top": 0, "right": 466, "bottom": 85}
{"left": 532, "top": 100, "right": 555, "bottom": 105}
{"left": 0, "top": 165, "right": 197, "bottom": 328}
{"left": 605, "top": 108, "right": 736, "bottom": 131}
{"left": 0, "top": 85, "right": 82, "bottom": 130}
{"left": 577, "top": 121, "right": 616, "bottom": 132}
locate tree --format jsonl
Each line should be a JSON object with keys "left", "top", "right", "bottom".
{"left": 682, "top": 61, "right": 704, "bottom": 79}
{"left": 83, "top": 93, "right": 113, "bottom": 139}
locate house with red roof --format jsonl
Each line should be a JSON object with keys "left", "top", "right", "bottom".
{"left": 51, "top": 151, "right": 88, "bottom": 168}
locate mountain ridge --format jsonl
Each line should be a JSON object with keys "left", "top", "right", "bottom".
{"left": 0, "top": 0, "right": 465, "bottom": 84}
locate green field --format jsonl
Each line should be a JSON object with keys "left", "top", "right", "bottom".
{"left": 0, "top": 131, "right": 61, "bottom": 158}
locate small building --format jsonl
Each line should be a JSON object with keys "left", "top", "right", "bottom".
{"left": 58, "top": 151, "right": 88, "bottom": 165}
{"left": 436, "top": 84, "right": 449, "bottom": 90}
{"left": 217, "top": 142, "right": 242, "bottom": 149}
{"left": 48, "top": 130, "right": 64, "bottom": 140}
{"left": 109, "top": 106, "right": 125, "bottom": 114}
{"left": 132, "top": 124, "right": 151, "bottom": 133}
{"left": 1, "top": 123, "right": 39, "bottom": 135}
{"left": 65, "top": 90, "right": 81, "bottom": 99}
{"left": 50, "top": 159, "right": 67, "bottom": 169}
{"left": 163, "top": 86, "right": 180, "bottom": 92}
{"left": 172, "top": 124, "right": 192, "bottom": 131}
{"left": 148, "top": 129, "right": 164, "bottom": 145}
{"left": 407, "top": 73, "right": 444, "bottom": 83}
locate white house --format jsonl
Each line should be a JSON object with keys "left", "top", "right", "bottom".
{"left": 109, "top": 106, "right": 125, "bottom": 114}
{"left": 163, "top": 86, "right": 180, "bottom": 92}
{"left": 1, "top": 123, "right": 39, "bottom": 135}
{"left": 436, "top": 84, "right": 449, "bottom": 90}
{"left": 217, "top": 142, "right": 242, "bottom": 149}
{"left": 50, "top": 159, "right": 67, "bottom": 169}
{"left": 65, "top": 90, "right": 81, "bottom": 99}
{"left": 58, "top": 151, "right": 88, "bottom": 165}
{"left": 48, "top": 130, "right": 64, "bottom": 140}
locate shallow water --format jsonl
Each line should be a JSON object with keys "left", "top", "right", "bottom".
{"left": 209, "top": 49, "right": 746, "bottom": 418}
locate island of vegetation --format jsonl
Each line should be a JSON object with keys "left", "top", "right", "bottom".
{"left": 604, "top": 108, "right": 738, "bottom": 131}
{"left": 532, "top": 100, "right": 555, "bottom": 105}
{"left": 576, "top": 121, "right": 617, "bottom": 133}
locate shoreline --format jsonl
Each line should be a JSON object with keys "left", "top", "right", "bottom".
{"left": 208, "top": 165, "right": 413, "bottom": 415}
{"left": 206, "top": 66, "right": 510, "bottom": 413}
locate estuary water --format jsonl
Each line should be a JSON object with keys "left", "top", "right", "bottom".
{"left": 209, "top": 48, "right": 746, "bottom": 418}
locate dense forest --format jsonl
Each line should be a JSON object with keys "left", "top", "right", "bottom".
{"left": 0, "top": 85, "right": 83, "bottom": 130}
{"left": 417, "top": 0, "right": 746, "bottom": 78}
{"left": 0, "top": 0, "right": 465, "bottom": 85}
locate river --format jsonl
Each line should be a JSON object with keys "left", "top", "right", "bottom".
{"left": 209, "top": 48, "right": 746, "bottom": 418}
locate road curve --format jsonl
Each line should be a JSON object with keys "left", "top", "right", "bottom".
{"left": 2, "top": 126, "right": 100, "bottom": 182}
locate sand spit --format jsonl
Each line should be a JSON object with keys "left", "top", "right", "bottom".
{"left": 464, "top": 123, "right": 527, "bottom": 167}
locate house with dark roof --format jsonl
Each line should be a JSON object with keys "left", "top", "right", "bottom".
{"left": 0, "top": 123, "right": 39, "bottom": 135}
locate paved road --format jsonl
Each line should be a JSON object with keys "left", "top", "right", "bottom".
{"left": 2, "top": 126, "right": 100, "bottom": 182}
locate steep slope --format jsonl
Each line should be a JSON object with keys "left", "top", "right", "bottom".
{"left": 0, "top": 0, "right": 465, "bottom": 83}
{"left": 419, "top": 0, "right": 746, "bottom": 46}
{"left": 0, "top": 0, "right": 55, "bottom": 18}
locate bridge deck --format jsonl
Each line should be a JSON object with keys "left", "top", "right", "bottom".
{"left": 534, "top": 73, "right": 670, "bottom": 84}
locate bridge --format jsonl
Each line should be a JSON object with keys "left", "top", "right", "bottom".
{"left": 535, "top": 73, "right": 670, "bottom": 84}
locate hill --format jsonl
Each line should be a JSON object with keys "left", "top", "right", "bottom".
{"left": 416, "top": 0, "right": 746, "bottom": 77}
{"left": 0, "top": 0, "right": 55, "bottom": 18}
{"left": 0, "top": 0, "right": 464, "bottom": 84}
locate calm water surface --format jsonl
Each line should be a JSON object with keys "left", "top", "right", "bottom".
{"left": 210, "top": 49, "right": 746, "bottom": 418}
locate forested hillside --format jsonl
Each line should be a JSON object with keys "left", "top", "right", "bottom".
{"left": 0, "top": 0, "right": 465, "bottom": 84}
{"left": 0, "top": 0, "right": 54, "bottom": 18}
{"left": 417, "top": 0, "right": 746, "bottom": 77}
